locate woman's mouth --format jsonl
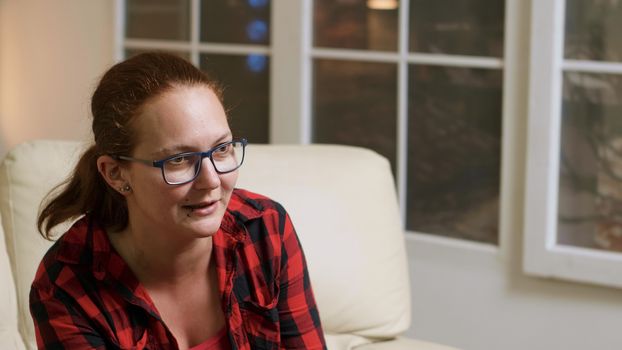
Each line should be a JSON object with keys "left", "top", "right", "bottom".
{"left": 182, "top": 200, "right": 219, "bottom": 217}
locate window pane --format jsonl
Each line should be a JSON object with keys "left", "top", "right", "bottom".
{"left": 313, "top": 59, "right": 397, "bottom": 171}
{"left": 125, "top": 49, "right": 190, "bottom": 61}
{"left": 126, "top": 0, "right": 190, "bottom": 41}
{"left": 558, "top": 72, "right": 622, "bottom": 252}
{"left": 314, "top": 0, "right": 399, "bottom": 51}
{"left": 409, "top": 0, "right": 504, "bottom": 57}
{"left": 564, "top": 0, "right": 622, "bottom": 61}
{"left": 200, "top": 0, "right": 271, "bottom": 45}
{"left": 199, "top": 54, "right": 270, "bottom": 143}
{"left": 407, "top": 65, "right": 502, "bottom": 243}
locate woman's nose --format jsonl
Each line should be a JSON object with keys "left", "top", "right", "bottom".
{"left": 193, "top": 156, "right": 221, "bottom": 189}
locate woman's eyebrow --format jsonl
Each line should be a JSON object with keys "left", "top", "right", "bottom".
{"left": 150, "top": 145, "right": 189, "bottom": 158}
{"left": 151, "top": 133, "right": 233, "bottom": 158}
{"left": 212, "top": 133, "right": 233, "bottom": 145}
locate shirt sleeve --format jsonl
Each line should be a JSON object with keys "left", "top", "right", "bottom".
{"left": 276, "top": 208, "right": 327, "bottom": 350}
{"left": 30, "top": 285, "right": 107, "bottom": 349}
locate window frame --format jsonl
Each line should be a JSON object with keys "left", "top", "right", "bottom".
{"left": 299, "top": 0, "right": 508, "bottom": 243}
{"left": 114, "top": 0, "right": 525, "bottom": 255}
{"left": 523, "top": 0, "right": 622, "bottom": 288}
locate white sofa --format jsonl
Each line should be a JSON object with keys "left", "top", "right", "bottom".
{"left": 0, "top": 140, "right": 458, "bottom": 350}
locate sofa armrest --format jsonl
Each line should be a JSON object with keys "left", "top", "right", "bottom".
{"left": 354, "top": 337, "right": 460, "bottom": 350}
{"left": 324, "top": 334, "right": 460, "bottom": 350}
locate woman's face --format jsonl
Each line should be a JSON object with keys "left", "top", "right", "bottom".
{"left": 122, "top": 85, "right": 237, "bottom": 239}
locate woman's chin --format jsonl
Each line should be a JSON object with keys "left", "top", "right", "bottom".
{"left": 178, "top": 203, "right": 226, "bottom": 236}
{"left": 182, "top": 215, "right": 222, "bottom": 237}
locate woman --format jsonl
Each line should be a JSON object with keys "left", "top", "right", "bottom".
{"left": 30, "top": 52, "right": 326, "bottom": 350}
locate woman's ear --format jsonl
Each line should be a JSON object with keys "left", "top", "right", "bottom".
{"left": 97, "top": 155, "right": 131, "bottom": 195}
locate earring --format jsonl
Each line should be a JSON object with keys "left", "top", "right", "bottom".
{"left": 118, "top": 184, "right": 131, "bottom": 193}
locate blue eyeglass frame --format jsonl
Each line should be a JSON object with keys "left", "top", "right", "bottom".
{"left": 114, "top": 138, "right": 248, "bottom": 185}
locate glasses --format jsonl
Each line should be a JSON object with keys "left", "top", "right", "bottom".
{"left": 116, "top": 138, "right": 247, "bottom": 185}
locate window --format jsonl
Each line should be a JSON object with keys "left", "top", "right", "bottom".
{"left": 524, "top": 0, "right": 622, "bottom": 288}
{"left": 310, "top": 0, "right": 505, "bottom": 244}
{"left": 121, "top": 0, "right": 271, "bottom": 143}
{"left": 117, "top": 0, "right": 508, "bottom": 245}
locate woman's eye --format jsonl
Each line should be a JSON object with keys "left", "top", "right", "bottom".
{"left": 167, "top": 155, "right": 190, "bottom": 165}
{"left": 214, "top": 144, "right": 231, "bottom": 154}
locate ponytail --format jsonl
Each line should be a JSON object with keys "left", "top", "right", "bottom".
{"left": 37, "top": 145, "right": 128, "bottom": 239}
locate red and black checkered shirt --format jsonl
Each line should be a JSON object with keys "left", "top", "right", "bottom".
{"left": 30, "top": 189, "right": 326, "bottom": 349}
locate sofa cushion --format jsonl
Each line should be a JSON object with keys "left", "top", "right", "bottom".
{"left": 0, "top": 140, "right": 83, "bottom": 350}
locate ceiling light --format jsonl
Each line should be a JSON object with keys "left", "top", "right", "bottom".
{"left": 367, "top": 0, "right": 399, "bottom": 10}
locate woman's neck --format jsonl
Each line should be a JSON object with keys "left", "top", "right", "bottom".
{"left": 108, "top": 221, "right": 214, "bottom": 288}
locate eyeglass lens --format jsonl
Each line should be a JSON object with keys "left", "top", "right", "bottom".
{"left": 162, "top": 142, "right": 244, "bottom": 184}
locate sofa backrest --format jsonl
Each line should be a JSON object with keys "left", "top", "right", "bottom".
{"left": 236, "top": 144, "right": 411, "bottom": 338}
{"left": 0, "top": 140, "right": 410, "bottom": 349}
{"left": 0, "top": 140, "right": 84, "bottom": 350}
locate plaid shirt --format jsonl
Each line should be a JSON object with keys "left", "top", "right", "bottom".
{"left": 30, "top": 189, "right": 326, "bottom": 349}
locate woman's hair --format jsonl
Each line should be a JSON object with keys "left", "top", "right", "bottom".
{"left": 37, "top": 52, "right": 223, "bottom": 239}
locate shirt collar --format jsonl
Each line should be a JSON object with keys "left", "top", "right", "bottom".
{"left": 54, "top": 216, "right": 162, "bottom": 318}
{"left": 52, "top": 188, "right": 263, "bottom": 320}
{"left": 219, "top": 188, "right": 263, "bottom": 241}
{"left": 55, "top": 216, "right": 111, "bottom": 270}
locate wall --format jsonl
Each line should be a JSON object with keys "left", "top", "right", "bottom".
{"left": 0, "top": 0, "right": 115, "bottom": 157}
{"left": 405, "top": 236, "right": 622, "bottom": 350}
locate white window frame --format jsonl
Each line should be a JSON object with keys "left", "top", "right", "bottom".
{"left": 524, "top": 0, "right": 622, "bottom": 288}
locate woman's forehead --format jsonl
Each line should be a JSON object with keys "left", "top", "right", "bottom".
{"left": 132, "top": 86, "right": 231, "bottom": 153}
